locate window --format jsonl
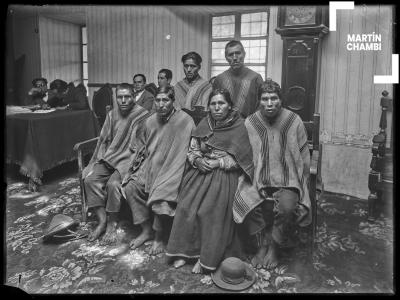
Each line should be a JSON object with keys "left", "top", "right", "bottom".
{"left": 81, "top": 26, "right": 88, "bottom": 94}
{"left": 210, "top": 11, "right": 269, "bottom": 80}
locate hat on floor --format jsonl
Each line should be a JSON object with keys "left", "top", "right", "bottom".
{"left": 43, "top": 214, "right": 83, "bottom": 242}
{"left": 211, "top": 257, "right": 256, "bottom": 291}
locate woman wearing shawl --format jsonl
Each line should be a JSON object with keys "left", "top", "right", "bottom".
{"left": 166, "top": 89, "right": 254, "bottom": 274}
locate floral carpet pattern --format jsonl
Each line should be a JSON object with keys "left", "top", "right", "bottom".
{"left": 5, "top": 176, "right": 393, "bottom": 294}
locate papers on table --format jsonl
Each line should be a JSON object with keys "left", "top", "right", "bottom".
{"left": 6, "top": 106, "right": 56, "bottom": 115}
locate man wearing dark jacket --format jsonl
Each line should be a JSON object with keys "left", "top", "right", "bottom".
{"left": 133, "top": 74, "right": 155, "bottom": 111}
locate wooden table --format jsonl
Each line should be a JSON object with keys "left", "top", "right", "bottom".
{"left": 6, "top": 109, "right": 100, "bottom": 191}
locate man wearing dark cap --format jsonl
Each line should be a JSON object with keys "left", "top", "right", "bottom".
{"left": 47, "top": 79, "right": 89, "bottom": 110}
{"left": 174, "top": 51, "right": 212, "bottom": 110}
{"left": 212, "top": 40, "right": 263, "bottom": 118}
{"left": 233, "top": 79, "right": 311, "bottom": 269}
{"left": 27, "top": 77, "right": 49, "bottom": 106}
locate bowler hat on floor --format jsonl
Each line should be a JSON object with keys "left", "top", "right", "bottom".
{"left": 211, "top": 257, "right": 256, "bottom": 291}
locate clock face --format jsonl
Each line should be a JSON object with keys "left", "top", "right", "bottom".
{"left": 285, "top": 6, "right": 316, "bottom": 25}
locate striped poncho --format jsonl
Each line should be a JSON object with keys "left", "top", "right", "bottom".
{"left": 212, "top": 67, "right": 263, "bottom": 118}
{"left": 174, "top": 76, "right": 212, "bottom": 110}
{"left": 233, "top": 108, "right": 312, "bottom": 227}
{"left": 83, "top": 104, "right": 150, "bottom": 179}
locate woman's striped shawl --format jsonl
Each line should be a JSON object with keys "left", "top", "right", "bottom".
{"left": 233, "top": 109, "right": 312, "bottom": 227}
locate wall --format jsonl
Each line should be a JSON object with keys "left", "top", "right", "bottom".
{"left": 317, "top": 5, "right": 393, "bottom": 199}
{"left": 267, "top": 6, "right": 283, "bottom": 85}
{"left": 39, "top": 17, "right": 82, "bottom": 84}
{"left": 12, "top": 11, "right": 41, "bottom": 104}
{"left": 86, "top": 6, "right": 210, "bottom": 105}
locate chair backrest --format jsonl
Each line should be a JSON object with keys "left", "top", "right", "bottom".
{"left": 92, "top": 83, "right": 113, "bottom": 127}
{"left": 303, "top": 113, "right": 320, "bottom": 152}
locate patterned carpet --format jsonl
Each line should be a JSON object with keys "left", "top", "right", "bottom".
{"left": 5, "top": 171, "right": 393, "bottom": 294}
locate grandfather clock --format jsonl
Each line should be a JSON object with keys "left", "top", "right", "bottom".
{"left": 275, "top": 6, "right": 329, "bottom": 121}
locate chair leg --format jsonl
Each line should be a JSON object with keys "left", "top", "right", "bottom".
{"left": 79, "top": 177, "right": 88, "bottom": 223}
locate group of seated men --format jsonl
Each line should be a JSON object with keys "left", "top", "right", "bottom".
{"left": 78, "top": 39, "right": 311, "bottom": 271}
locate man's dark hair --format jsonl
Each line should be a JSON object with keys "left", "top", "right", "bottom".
{"left": 181, "top": 51, "right": 202, "bottom": 66}
{"left": 116, "top": 82, "right": 134, "bottom": 95}
{"left": 156, "top": 85, "right": 175, "bottom": 102}
{"left": 49, "top": 79, "right": 68, "bottom": 93}
{"left": 259, "top": 78, "right": 283, "bottom": 101}
{"left": 32, "top": 77, "right": 48, "bottom": 86}
{"left": 225, "top": 40, "right": 245, "bottom": 54}
{"left": 207, "top": 88, "right": 233, "bottom": 107}
{"left": 159, "top": 69, "right": 173, "bottom": 80}
{"left": 133, "top": 74, "right": 146, "bottom": 83}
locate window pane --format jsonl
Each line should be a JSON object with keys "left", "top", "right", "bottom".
{"left": 82, "top": 45, "right": 88, "bottom": 62}
{"left": 242, "top": 39, "right": 267, "bottom": 64}
{"left": 211, "top": 41, "right": 228, "bottom": 63}
{"left": 241, "top": 12, "right": 268, "bottom": 37}
{"left": 212, "top": 15, "right": 235, "bottom": 39}
{"left": 82, "top": 27, "right": 87, "bottom": 44}
{"left": 247, "top": 65, "right": 265, "bottom": 80}
{"left": 83, "top": 63, "right": 88, "bottom": 78}
{"left": 211, "top": 65, "right": 230, "bottom": 78}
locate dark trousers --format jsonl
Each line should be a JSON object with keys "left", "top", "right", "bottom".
{"left": 243, "top": 188, "right": 300, "bottom": 246}
{"left": 84, "top": 161, "right": 122, "bottom": 212}
{"left": 123, "top": 179, "right": 170, "bottom": 232}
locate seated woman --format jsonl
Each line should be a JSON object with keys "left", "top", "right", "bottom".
{"left": 166, "top": 88, "right": 254, "bottom": 274}
{"left": 47, "top": 79, "right": 89, "bottom": 110}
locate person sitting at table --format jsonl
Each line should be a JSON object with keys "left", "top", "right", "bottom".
{"left": 26, "top": 77, "right": 49, "bottom": 107}
{"left": 121, "top": 85, "right": 195, "bottom": 255}
{"left": 83, "top": 83, "right": 151, "bottom": 245}
{"left": 47, "top": 79, "right": 89, "bottom": 110}
{"left": 166, "top": 88, "right": 254, "bottom": 274}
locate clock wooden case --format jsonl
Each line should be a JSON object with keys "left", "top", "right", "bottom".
{"left": 276, "top": 6, "right": 329, "bottom": 121}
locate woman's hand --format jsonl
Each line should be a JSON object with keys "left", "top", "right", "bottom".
{"left": 207, "top": 159, "right": 220, "bottom": 170}
{"left": 195, "top": 158, "right": 213, "bottom": 173}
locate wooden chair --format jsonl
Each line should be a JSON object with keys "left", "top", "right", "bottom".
{"left": 303, "top": 113, "right": 324, "bottom": 257}
{"left": 92, "top": 83, "right": 113, "bottom": 128}
{"left": 73, "top": 105, "right": 111, "bottom": 222}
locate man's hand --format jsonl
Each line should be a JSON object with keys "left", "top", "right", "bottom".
{"left": 195, "top": 157, "right": 213, "bottom": 173}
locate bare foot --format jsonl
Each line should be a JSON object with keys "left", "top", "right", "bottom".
{"left": 100, "top": 222, "right": 118, "bottom": 246}
{"left": 149, "top": 240, "right": 165, "bottom": 255}
{"left": 263, "top": 242, "right": 278, "bottom": 269}
{"left": 251, "top": 246, "right": 267, "bottom": 269}
{"left": 130, "top": 231, "right": 153, "bottom": 250}
{"left": 173, "top": 259, "right": 186, "bottom": 269}
{"left": 87, "top": 222, "right": 106, "bottom": 242}
{"left": 192, "top": 260, "right": 203, "bottom": 274}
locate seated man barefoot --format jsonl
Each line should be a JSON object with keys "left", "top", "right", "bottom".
{"left": 233, "top": 78, "right": 311, "bottom": 269}
{"left": 122, "top": 85, "right": 195, "bottom": 255}
{"left": 83, "top": 83, "right": 150, "bottom": 245}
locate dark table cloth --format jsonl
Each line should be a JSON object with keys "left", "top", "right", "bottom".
{"left": 6, "top": 110, "right": 100, "bottom": 184}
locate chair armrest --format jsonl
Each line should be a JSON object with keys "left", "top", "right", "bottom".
{"left": 73, "top": 137, "right": 99, "bottom": 154}
{"left": 310, "top": 149, "right": 320, "bottom": 175}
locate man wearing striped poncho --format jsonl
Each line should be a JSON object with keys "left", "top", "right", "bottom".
{"left": 174, "top": 52, "right": 212, "bottom": 111}
{"left": 212, "top": 40, "right": 263, "bottom": 118}
{"left": 233, "top": 79, "right": 311, "bottom": 270}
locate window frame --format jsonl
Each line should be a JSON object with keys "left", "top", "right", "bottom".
{"left": 81, "top": 25, "right": 88, "bottom": 93}
{"left": 208, "top": 9, "right": 270, "bottom": 80}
